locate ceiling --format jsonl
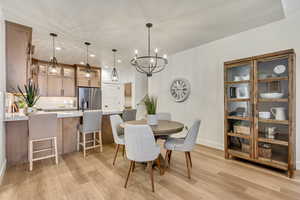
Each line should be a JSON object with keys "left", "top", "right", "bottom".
{"left": 1, "top": 0, "right": 285, "bottom": 68}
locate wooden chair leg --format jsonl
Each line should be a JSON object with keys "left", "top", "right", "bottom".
{"left": 93, "top": 131, "right": 96, "bottom": 147}
{"left": 187, "top": 152, "right": 192, "bottom": 168}
{"left": 76, "top": 130, "right": 80, "bottom": 152}
{"left": 113, "top": 144, "right": 120, "bottom": 166}
{"left": 122, "top": 145, "right": 125, "bottom": 157}
{"left": 54, "top": 137, "right": 58, "bottom": 165}
{"left": 168, "top": 150, "right": 172, "bottom": 166}
{"left": 99, "top": 131, "right": 103, "bottom": 152}
{"left": 124, "top": 161, "right": 134, "bottom": 188}
{"left": 132, "top": 161, "right": 135, "bottom": 172}
{"left": 83, "top": 133, "right": 86, "bottom": 158}
{"left": 29, "top": 140, "right": 33, "bottom": 171}
{"left": 149, "top": 161, "right": 155, "bottom": 192}
{"left": 185, "top": 152, "right": 191, "bottom": 179}
{"left": 156, "top": 157, "right": 163, "bottom": 175}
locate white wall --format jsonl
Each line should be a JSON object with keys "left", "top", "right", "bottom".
{"left": 0, "top": 6, "right": 6, "bottom": 181}
{"left": 149, "top": 10, "right": 300, "bottom": 169}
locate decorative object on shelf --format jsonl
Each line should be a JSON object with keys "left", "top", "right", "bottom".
{"left": 271, "top": 107, "right": 286, "bottom": 120}
{"left": 273, "top": 64, "right": 286, "bottom": 75}
{"left": 236, "top": 86, "right": 249, "bottom": 98}
{"left": 170, "top": 78, "right": 191, "bottom": 102}
{"left": 143, "top": 95, "right": 158, "bottom": 125}
{"left": 229, "top": 87, "right": 237, "bottom": 98}
{"left": 259, "top": 111, "right": 271, "bottom": 119}
{"left": 234, "top": 125, "right": 250, "bottom": 135}
{"left": 83, "top": 42, "right": 92, "bottom": 78}
{"left": 131, "top": 23, "right": 168, "bottom": 77}
{"left": 17, "top": 82, "right": 40, "bottom": 114}
{"left": 48, "top": 33, "right": 60, "bottom": 73}
{"left": 229, "top": 107, "right": 247, "bottom": 117}
{"left": 260, "top": 92, "right": 284, "bottom": 99}
{"left": 111, "top": 49, "right": 119, "bottom": 82}
{"left": 265, "top": 127, "right": 277, "bottom": 139}
{"left": 258, "top": 144, "right": 272, "bottom": 159}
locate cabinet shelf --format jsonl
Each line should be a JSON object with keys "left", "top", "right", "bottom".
{"left": 228, "top": 98, "right": 251, "bottom": 102}
{"left": 257, "top": 137, "right": 288, "bottom": 146}
{"left": 227, "top": 116, "right": 251, "bottom": 121}
{"left": 258, "top": 77, "right": 288, "bottom": 82}
{"left": 228, "top": 149, "right": 250, "bottom": 159}
{"left": 257, "top": 157, "right": 288, "bottom": 170}
{"left": 258, "top": 119, "right": 289, "bottom": 125}
{"left": 258, "top": 98, "right": 288, "bottom": 102}
{"left": 227, "top": 132, "right": 250, "bottom": 139}
{"left": 225, "top": 80, "right": 250, "bottom": 84}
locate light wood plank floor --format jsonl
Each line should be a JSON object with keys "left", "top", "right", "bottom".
{"left": 0, "top": 144, "right": 299, "bottom": 200}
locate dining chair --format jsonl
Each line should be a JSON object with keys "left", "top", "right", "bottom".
{"left": 124, "top": 124, "right": 160, "bottom": 192}
{"left": 77, "top": 110, "right": 103, "bottom": 158}
{"left": 122, "top": 109, "right": 137, "bottom": 121}
{"left": 164, "top": 120, "right": 201, "bottom": 179}
{"left": 28, "top": 113, "right": 58, "bottom": 171}
{"left": 110, "top": 114, "right": 126, "bottom": 165}
{"left": 157, "top": 112, "right": 171, "bottom": 121}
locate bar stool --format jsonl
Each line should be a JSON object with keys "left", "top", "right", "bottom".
{"left": 77, "top": 110, "right": 103, "bottom": 158}
{"left": 28, "top": 113, "right": 58, "bottom": 171}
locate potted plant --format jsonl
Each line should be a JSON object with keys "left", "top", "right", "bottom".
{"left": 17, "top": 100, "right": 26, "bottom": 115}
{"left": 17, "top": 82, "right": 40, "bottom": 114}
{"left": 143, "top": 95, "right": 158, "bottom": 125}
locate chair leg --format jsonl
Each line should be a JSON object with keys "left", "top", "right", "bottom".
{"left": 156, "top": 157, "right": 163, "bottom": 175}
{"left": 93, "top": 131, "right": 96, "bottom": 147}
{"left": 54, "top": 137, "right": 58, "bottom": 165}
{"left": 132, "top": 161, "right": 135, "bottom": 172}
{"left": 185, "top": 152, "right": 191, "bottom": 179}
{"left": 124, "top": 161, "right": 134, "bottom": 188}
{"left": 165, "top": 150, "right": 170, "bottom": 168}
{"left": 99, "top": 131, "right": 103, "bottom": 152}
{"left": 113, "top": 144, "right": 120, "bottom": 166}
{"left": 28, "top": 140, "right": 33, "bottom": 171}
{"left": 83, "top": 133, "right": 86, "bottom": 158}
{"left": 168, "top": 150, "right": 172, "bottom": 166}
{"left": 149, "top": 161, "right": 155, "bottom": 192}
{"left": 76, "top": 130, "right": 80, "bottom": 152}
{"left": 122, "top": 145, "right": 125, "bottom": 157}
{"left": 187, "top": 152, "right": 192, "bottom": 168}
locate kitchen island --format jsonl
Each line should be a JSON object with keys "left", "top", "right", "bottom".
{"left": 4, "top": 110, "right": 122, "bottom": 166}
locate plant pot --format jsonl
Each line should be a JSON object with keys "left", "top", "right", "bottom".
{"left": 26, "top": 107, "right": 35, "bottom": 115}
{"left": 19, "top": 108, "right": 25, "bottom": 115}
{"left": 147, "top": 114, "right": 158, "bottom": 125}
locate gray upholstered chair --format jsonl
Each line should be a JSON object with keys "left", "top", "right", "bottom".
{"left": 157, "top": 112, "right": 171, "bottom": 121}
{"left": 124, "top": 124, "right": 160, "bottom": 192}
{"left": 122, "top": 109, "right": 137, "bottom": 122}
{"left": 77, "top": 110, "right": 103, "bottom": 158}
{"left": 164, "top": 120, "right": 201, "bottom": 179}
{"left": 110, "top": 115, "right": 125, "bottom": 165}
{"left": 28, "top": 113, "right": 58, "bottom": 171}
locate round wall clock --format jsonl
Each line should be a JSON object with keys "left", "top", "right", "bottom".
{"left": 170, "top": 78, "right": 191, "bottom": 102}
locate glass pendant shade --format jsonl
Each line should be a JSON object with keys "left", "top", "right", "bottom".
{"left": 84, "top": 42, "right": 92, "bottom": 77}
{"left": 48, "top": 33, "right": 60, "bottom": 74}
{"left": 111, "top": 49, "right": 119, "bottom": 82}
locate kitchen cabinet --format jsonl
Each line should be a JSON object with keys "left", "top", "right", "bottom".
{"left": 76, "top": 65, "right": 101, "bottom": 88}
{"left": 62, "top": 67, "right": 75, "bottom": 97}
{"left": 6, "top": 21, "right": 32, "bottom": 92}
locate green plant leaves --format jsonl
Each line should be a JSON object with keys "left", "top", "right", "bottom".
{"left": 17, "top": 82, "right": 40, "bottom": 107}
{"left": 143, "top": 95, "right": 157, "bottom": 115}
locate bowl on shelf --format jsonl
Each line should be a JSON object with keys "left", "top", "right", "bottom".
{"left": 260, "top": 93, "right": 284, "bottom": 99}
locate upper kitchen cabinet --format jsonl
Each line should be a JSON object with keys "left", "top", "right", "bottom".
{"left": 6, "top": 21, "right": 32, "bottom": 92}
{"left": 76, "top": 65, "right": 101, "bottom": 88}
{"left": 62, "top": 66, "right": 75, "bottom": 97}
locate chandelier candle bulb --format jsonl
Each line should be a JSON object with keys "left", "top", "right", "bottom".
{"left": 154, "top": 48, "right": 158, "bottom": 53}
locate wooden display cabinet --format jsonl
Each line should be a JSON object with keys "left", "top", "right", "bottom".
{"left": 76, "top": 65, "right": 101, "bottom": 88}
{"left": 224, "top": 49, "right": 296, "bottom": 177}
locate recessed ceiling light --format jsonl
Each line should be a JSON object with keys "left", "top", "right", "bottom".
{"left": 55, "top": 47, "right": 62, "bottom": 51}
{"left": 80, "top": 61, "right": 84, "bottom": 65}
{"left": 90, "top": 54, "right": 96, "bottom": 57}
{"left": 117, "top": 59, "right": 122, "bottom": 63}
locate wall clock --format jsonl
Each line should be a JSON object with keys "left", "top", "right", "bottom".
{"left": 170, "top": 78, "right": 191, "bottom": 102}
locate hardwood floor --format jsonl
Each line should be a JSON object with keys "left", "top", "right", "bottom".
{"left": 0, "top": 144, "right": 299, "bottom": 200}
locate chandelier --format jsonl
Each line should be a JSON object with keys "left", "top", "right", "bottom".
{"left": 111, "top": 49, "right": 119, "bottom": 82}
{"left": 48, "top": 33, "right": 60, "bottom": 73}
{"left": 131, "top": 23, "right": 168, "bottom": 77}
{"left": 84, "top": 42, "right": 92, "bottom": 77}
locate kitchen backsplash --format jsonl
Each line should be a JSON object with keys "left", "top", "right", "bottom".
{"left": 36, "top": 97, "right": 77, "bottom": 110}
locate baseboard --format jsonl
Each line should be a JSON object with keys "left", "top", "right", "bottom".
{"left": 0, "top": 159, "right": 6, "bottom": 185}
{"left": 197, "top": 138, "right": 224, "bottom": 151}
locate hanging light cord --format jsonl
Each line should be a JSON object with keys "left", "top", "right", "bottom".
{"left": 148, "top": 25, "right": 151, "bottom": 56}
{"left": 86, "top": 44, "right": 89, "bottom": 65}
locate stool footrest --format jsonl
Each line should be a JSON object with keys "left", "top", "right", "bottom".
{"left": 32, "top": 154, "right": 56, "bottom": 162}
{"left": 33, "top": 147, "right": 53, "bottom": 154}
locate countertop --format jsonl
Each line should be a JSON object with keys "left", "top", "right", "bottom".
{"left": 4, "top": 110, "right": 123, "bottom": 122}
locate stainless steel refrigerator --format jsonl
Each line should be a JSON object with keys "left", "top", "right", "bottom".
{"left": 78, "top": 87, "right": 102, "bottom": 110}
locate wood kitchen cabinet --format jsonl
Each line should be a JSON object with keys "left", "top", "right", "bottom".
{"left": 35, "top": 59, "right": 75, "bottom": 97}
{"left": 76, "top": 65, "right": 101, "bottom": 88}
{"left": 6, "top": 21, "right": 32, "bottom": 92}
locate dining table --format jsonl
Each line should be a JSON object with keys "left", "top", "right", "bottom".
{"left": 119, "top": 119, "right": 184, "bottom": 175}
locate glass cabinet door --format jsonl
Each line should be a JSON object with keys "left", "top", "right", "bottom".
{"left": 225, "top": 61, "right": 254, "bottom": 158}
{"left": 254, "top": 56, "right": 290, "bottom": 166}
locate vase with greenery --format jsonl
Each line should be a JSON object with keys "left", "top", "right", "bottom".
{"left": 143, "top": 95, "right": 158, "bottom": 125}
{"left": 17, "top": 82, "right": 40, "bottom": 114}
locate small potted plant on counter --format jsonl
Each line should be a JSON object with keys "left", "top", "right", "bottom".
{"left": 17, "top": 100, "right": 26, "bottom": 115}
{"left": 17, "top": 82, "right": 40, "bottom": 114}
{"left": 143, "top": 95, "right": 158, "bottom": 125}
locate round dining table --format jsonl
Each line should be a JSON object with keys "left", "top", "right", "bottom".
{"left": 119, "top": 119, "right": 184, "bottom": 175}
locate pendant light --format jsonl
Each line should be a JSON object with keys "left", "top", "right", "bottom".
{"left": 48, "top": 33, "right": 60, "bottom": 73}
{"left": 84, "top": 42, "right": 92, "bottom": 78}
{"left": 111, "top": 49, "right": 119, "bottom": 82}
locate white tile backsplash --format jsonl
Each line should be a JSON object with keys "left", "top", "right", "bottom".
{"left": 35, "top": 97, "right": 77, "bottom": 110}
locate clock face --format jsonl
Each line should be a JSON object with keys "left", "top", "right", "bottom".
{"left": 170, "top": 78, "right": 191, "bottom": 102}
{"left": 273, "top": 65, "right": 286, "bottom": 74}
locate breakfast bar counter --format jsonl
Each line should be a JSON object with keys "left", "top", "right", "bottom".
{"left": 5, "top": 110, "right": 122, "bottom": 166}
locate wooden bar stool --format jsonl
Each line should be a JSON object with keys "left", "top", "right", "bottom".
{"left": 77, "top": 110, "right": 103, "bottom": 157}
{"left": 28, "top": 113, "right": 58, "bottom": 171}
